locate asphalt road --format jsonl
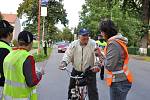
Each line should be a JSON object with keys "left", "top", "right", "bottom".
{"left": 37, "top": 48, "right": 150, "bottom": 100}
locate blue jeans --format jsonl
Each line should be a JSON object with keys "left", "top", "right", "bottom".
{"left": 110, "top": 80, "right": 132, "bottom": 100}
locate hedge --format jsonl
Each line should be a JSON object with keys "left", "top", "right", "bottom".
{"left": 128, "top": 47, "right": 139, "bottom": 55}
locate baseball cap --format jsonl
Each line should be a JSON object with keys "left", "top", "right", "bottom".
{"left": 18, "top": 31, "right": 34, "bottom": 44}
{"left": 79, "top": 28, "right": 90, "bottom": 36}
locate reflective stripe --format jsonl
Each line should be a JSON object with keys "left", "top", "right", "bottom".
{"left": 4, "top": 95, "right": 29, "bottom": 100}
{"left": 0, "top": 87, "right": 3, "bottom": 100}
{"left": 123, "top": 64, "right": 128, "bottom": 67}
{"left": 112, "top": 78, "right": 115, "bottom": 82}
{"left": 125, "top": 70, "right": 129, "bottom": 75}
{"left": 5, "top": 79, "right": 27, "bottom": 88}
{"left": 105, "top": 74, "right": 112, "bottom": 78}
{"left": 112, "top": 70, "right": 124, "bottom": 74}
{"left": 32, "top": 89, "right": 37, "bottom": 94}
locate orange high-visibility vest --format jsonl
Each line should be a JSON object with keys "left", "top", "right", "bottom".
{"left": 104, "top": 39, "right": 133, "bottom": 86}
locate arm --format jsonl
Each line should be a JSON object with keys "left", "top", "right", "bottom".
{"left": 59, "top": 42, "right": 76, "bottom": 70}
{"left": 0, "top": 48, "right": 10, "bottom": 85}
{"left": 61, "top": 42, "right": 75, "bottom": 65}
{"left": 23, "top": 56, "right": 42, "bottom": 87}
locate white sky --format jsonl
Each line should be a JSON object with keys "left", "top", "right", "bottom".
{"left": 0, "top": 0, "right": 23, "bottom": 14}
{"left": 63, "top": 0, "right": 85, "bottom": 28}
{"left": 0, "top": 0, "right": 85, "bottom": 29}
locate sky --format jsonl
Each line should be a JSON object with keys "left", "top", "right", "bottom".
{"left": 62, "top": 0, "right": 85, "bottom": 29}
{"left": 0, "top": 0, "right": 85, "bottom": 30}
{"left": 0, "top": 0, "right": 23, "bottom": 14}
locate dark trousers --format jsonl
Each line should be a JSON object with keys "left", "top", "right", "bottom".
{"left": 43, "top": 47, "right": 47, "bottom": 56}
{"left": 100, "top": 66, "right": 104, "bottom": 80}
{"left": 68, "top": 68, "right": 99, "bottom": 100}
{"left": 110, "top": 80, "right": 132, "bottom": 100}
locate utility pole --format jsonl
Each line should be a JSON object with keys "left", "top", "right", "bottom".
{"left": 37, "top": 0, "right": 41, "bottom": 55}
{"left": 41, "top": 1, "right": 48, "bottom": 42}
{"left": 42, "top": 17, "right": 45, "bottom": 41}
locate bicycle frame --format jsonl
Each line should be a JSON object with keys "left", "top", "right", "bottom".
{"left": 64, "top": 68, "right": 88, "bottom": 100}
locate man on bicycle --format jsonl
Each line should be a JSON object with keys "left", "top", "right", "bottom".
{"left": 59, "top": 28, "right": 99, "bottom": 100}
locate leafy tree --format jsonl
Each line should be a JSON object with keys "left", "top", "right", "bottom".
{"left": 78, "top": 0, "right": 144, "bottom": 47}
{"left": 17, "top": 0, "right": 68, "bottom": 41}
{"left": 0, "top": 12, "right": 3, "bottom": 20}
{"left": 121, "top": 0, "right": 150, "bottom": 48}
{"left": 62, "top": 27, "right": 73, "bottom": 42}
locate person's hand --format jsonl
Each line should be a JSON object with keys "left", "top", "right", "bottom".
{"left": 94, "top": 47, "right": 105, "bottom": 58}
{"left": 41, "top": 68, "right": 45, "bottom": 75}
{"left": 94, "top": 48, "right": 101, "bottom": 57}
{"left": 90, "top": 66, "right": 100, "bottom": 73}
{"left": 59, "top": 61, "right": 67, "bottom": 70}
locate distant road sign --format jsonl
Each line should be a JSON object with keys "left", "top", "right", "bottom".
{"left": 41, "top": 0, "right": 49, "bottom": 6}
{"left": 41, "top": 7, "right": 47, "bottom": 16}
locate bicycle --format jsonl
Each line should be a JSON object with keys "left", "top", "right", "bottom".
{"left": 62, "top": 67, "right": 93, "bottom": 100}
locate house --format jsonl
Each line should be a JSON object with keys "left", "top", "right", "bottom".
{"left": 2, "top": 13, "right": 21, "bottom": 40}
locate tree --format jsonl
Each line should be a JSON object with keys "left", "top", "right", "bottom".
{"left": 78, "top": 0, "right": 144, "bottom": 47}
{"left": 0, "top": 12, "right": 3, "bottom": 20}
{"left": 17, "top": 0, "right": 68, "bottom": 41}
{"left": 121, "top": 0, "right": 150, "bottom": 48}
{"left": 62, "top": 27, "right": 73, "bottom": 42}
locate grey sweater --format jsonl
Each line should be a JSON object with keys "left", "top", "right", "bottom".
{"left": 104, "top": 34, "right": 128, "bottom": 82}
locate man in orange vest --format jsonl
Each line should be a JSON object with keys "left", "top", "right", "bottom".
{"left": 98, "top": 19, "right": 133, "bottom": 100}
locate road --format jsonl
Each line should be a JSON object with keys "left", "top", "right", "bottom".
{"left": 37, "top": 48, "right": 150, "bottom": 100}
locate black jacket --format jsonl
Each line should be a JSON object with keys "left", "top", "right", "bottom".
{"left": 0, "top": 40, "right": 10, "bottom": 86}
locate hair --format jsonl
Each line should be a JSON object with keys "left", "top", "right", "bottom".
{"left": 99, "top": 19, "right": 118, "bottom": 39}
{"left": 18, "top": 41, "right": 30, "bottom": 46}
{"left": 0, "top": 20, "right": 14, "bottom": 39}
{"left": 18, "top": 31, "right": 33, "bottom": 46}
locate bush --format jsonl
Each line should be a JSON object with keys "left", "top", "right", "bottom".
{"left": 32, "top": 40, "right": 38, "bottom": 49}
{"left": 33, "top": 48, "right": 52, "bottom": 62}
{"left": 128, "top": 47, "right": 139, "bottom": 55}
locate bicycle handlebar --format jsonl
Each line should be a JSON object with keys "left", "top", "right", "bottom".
{"left": 62, "top": 67, "right": 83, "bottom": 79}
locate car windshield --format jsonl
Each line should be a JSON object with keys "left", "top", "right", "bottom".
{"left": 58, "top": 43, "right": 69, "bottom": 47}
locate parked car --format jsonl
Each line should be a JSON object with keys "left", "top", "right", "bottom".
{"left": 58, "top": 43, "right": 69, "bottom": 53}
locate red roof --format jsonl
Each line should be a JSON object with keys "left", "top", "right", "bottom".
{"left": 2, "top": 14, "right": 17, "bottom": 23}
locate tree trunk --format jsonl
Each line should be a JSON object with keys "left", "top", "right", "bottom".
{"left": 139, "top": 0, "right": 149, "bottom": 54}
{"left": 140, "top": 0, "right": 150, "bottom": 48}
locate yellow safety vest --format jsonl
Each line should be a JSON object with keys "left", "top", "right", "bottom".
{"left": 3, "top": 49, "right": 37, "bottom": 100}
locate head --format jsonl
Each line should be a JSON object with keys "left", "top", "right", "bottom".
{"left": 0, "top": 20, "right": 14, "bottom": 43}
{"left": 78, "top": 28, "right": 90, "bottom": 45}
{"left": 99, "top": 19, "right": 118, "bottom": 41}
{"left": 18, "top": 31, "right": 34, "bottom": 51}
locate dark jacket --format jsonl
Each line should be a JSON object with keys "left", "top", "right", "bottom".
{"left": 0, "top": 40, "right": 10, "bottom": 86}
{"left": 23, "top": 54, "right": 42, "bottom": 87}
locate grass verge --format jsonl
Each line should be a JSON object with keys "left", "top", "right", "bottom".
{"left": 33, "top": 48, "right": 52, "bottom": 62}
{"left": 130, "top": 55, "right": 150, "bottom": 62}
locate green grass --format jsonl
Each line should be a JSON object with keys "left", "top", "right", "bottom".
{"left": 130, "top": 55, "right": 150, "bottom": 62}
{"left": 144, "top": 56, "right": 150, "bottom": 62}
{"left": 33, "top": 48, "right": 52, "bottom": 62}
{"left": 32, "top": 40, "right": 43, "bottom": 49}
